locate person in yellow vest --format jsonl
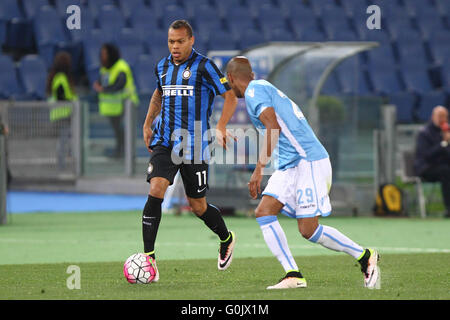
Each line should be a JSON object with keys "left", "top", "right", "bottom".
{"left": 93, "top": 43, "right": 139, "bottom": 158}
{"left": 46, "top": 51, "right": 77, "bottom": 170}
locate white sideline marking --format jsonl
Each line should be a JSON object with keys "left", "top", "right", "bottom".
{"left": 0, "top": 238, "right": 449, "bottom": 254}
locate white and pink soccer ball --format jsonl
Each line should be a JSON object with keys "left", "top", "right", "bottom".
{"left": 123, "top": 253, "right": 157, "bottom": 284}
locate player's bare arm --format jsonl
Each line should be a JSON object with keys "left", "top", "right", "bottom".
{"left": 248, "top": 107, "right": 281, "bottom": 199}
{"left": 143, "top": 88, "right": 162, "bottom": 153}
{"left": 216, "top": 90, "right": 238, "bottom": 150}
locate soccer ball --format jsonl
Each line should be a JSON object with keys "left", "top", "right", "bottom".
{"left": 123, "top": 253, "right": 157, "bottom": 284}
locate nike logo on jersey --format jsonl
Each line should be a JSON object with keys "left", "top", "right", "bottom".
{"left": 197, "top": 186, "right": 207, "bottom": 193}
{"left": 160, "top": 73, "right": 168, "bottom": 78}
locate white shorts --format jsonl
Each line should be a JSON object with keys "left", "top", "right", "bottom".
{"left": 262, "top": 158, "right": 332, "bottom": 219}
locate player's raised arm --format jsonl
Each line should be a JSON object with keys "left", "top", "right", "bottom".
{"left": 216, "top": 90, "right": 238, "bottom": 150}
{"left": 143, "top": 88, "right": 162, "bottom": 153}
{"left": 248, "top": 107, "right": 281, "bottom": 199}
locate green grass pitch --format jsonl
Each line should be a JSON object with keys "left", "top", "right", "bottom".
{"left": 0, "top": 212, "right": 449, "bottom": 300}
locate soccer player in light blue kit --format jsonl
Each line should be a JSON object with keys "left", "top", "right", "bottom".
{"left": 225, "top": 57, "right": 380, "bottom": 289}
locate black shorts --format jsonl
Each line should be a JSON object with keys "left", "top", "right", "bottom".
{"left": 146, "top": 146, "right": 209, "bottom": 199}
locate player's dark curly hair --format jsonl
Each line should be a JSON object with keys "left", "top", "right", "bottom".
{"left": 46, "top": 51, "right": 75, "bottom": 96}
{"left": 169, "top": 20, "right": 194, "bottom": 38}
{"left": 101, "top": 43, "right": 121, "bottom": 69}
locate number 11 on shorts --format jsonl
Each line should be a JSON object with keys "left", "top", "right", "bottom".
{"left": 196, "top": 170, "right": 207, "bottom": 186}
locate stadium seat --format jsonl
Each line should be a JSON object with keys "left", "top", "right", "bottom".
{"left": 213, "top": 0, "right": 246, "bottom": 18}
{"left": 335, "top": 57, "right": 372, "bottom": 96}
{"left": 0, "top": 55, "right": 28, "bottom": 100}
{"left": 134, "top": 55, "right": 157, "bottom": 96}
{"left": 116, "top": 29, "right": 145, "bottom": 69}
{"left": 117, "top": 0, "right": 147, "bottom": 19}
{"left": 256, "top": 5, "right": 287, "bottom": 32}
{"left": 54, "top": 0, "right": 83, "bottom": 17}
{"left": 309, "top": 0, "right": 340, "bottom": 15}
{"left": 34, "top": 5, "right": 79, "bottom": 68}
{"left": 430, "top": 42, "right": 450, "bottom": 66}
{"left": 238, "top": 28, "right": 267, "bottom": 50}
{"left": 401, "top": 65, "right": 434, "bottom": 94}
{"left": 365, "top": 45, "right": 397, "bottom": 67}
{"left": 186, "top": 3, "right": 217, "bottom": 22}
{"left": 264, "top": 27, "right": 297, "bottom": 42}
{"left": 18, "top": 55, "right": 48, "bottom": 100}
{"left": 22, "top": 0, "right": 49, "bottom": 19}
{"left": 368, "top": 61, "right": 404, "bottom": 96}
{"left": 416, "top": 90, "right": 447, "bottom": 122}
{"left": 195, "top": 19, "right": 223, "bottom": 44}
{"left": 208, "top": 30, "right": 238, "bottom": 51}
{"left": 388, "top": 91, "right": 417, "bottom": 124}
{"left": 397, "top": 44, "right": 430, "bottom": 74}
{"left": 340, "top": 0, "right": 370, "bottom": 18}
{"left": 435, "top": 0, "right": 450, "bottom": 16}
{"left": 0, "top": 0, "right": 33, "bottom": 50}
{"left": 129, "top": 7, "right": 160, "bottom": 46}
{"left": 66, "top": 7, "right": 96, "bottom": 42}
{"left": 82, "top": 29, "right": 104, "bottom": 85}
{"left": 86, "top": 0, "right": 115, "bottom": 18}
{"left": 98, "top": 5, "right": 126, "bottom": 41}
{"left": 321, "top": 72, "right": 342, "bottom": 96}
{"left": 162, "top": 5, "right": 188, "bottom": 29}
{"left": 145, "top": 29, "right": 169, "bottom": 56}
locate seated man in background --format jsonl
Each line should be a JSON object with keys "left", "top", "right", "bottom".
{"left": 414, "top": 105, "right": 450, "bottom": 218}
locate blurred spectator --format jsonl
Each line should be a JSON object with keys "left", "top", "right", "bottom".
{"left": 0, "top": 113, "right": 12, "bottom": 187}
{"left": 93, "top": 43, "right": 139, "bottom": 158}
{"left": 414, "top": 105, "right": 450, "bottom": 218}
{"left": 46, "top": 51, "right": 78, "bottom": 170}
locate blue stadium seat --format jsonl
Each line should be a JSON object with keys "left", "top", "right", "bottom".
{"left": 145, "top": 29, "right": 169, "bottom": 56}
{"left": 416, "top": 90, "right": 447, "bottom": 122}
{"left": 340, "top": 0, "right": 370, "bottom": 18}
{"left": 54, "top": 0, "right": 83, "bottom": 17}
{"left": 22, "top": 0, "right": 49, "bottom": 19}
{"left": 397, "top": 42, "right": 429, "bottom": 69}
{"left": 368, "top": 61, "right": 404, "bottom": 95}
{"left": 133, "top": 54, "right": 157, "bottom": 96}
{"left": 186, "top": 3, "right": 217, "bottom": 21}
{"left": 365, "top": 45, "right": 397, "bottom": 66}
{"left": 0, "top": 55, "right": 27, "bottom": 100}
{"left": 117, "top": 0, "right": 147, "bottom": 19}
{"left": 435, "top": 0, "right": 450, "bottom": 16}
{"left": 34, "top": 5, "right": 76, "bottom": 67}
{"left": 98, "top": 5, "right": 126, "bottom": 40}
{"left": 309, "top": 0, "right": 340, "bottom": 15}
{"left": 388, "top": 91, "right": 417, "bottom": 124}
{"left": 208, "top": 30, "right": 238, "bottom": 51}
{"left": 66, "top": 7, "right": 96, "bottom": 42}
{"left": 86, "top": 0, "right": 115, "bottom": 18}
{"left": 18, "top": 55, "right": 48, "bottom": 100}
{"left": 116, "top": 29, "right": 145, "bottom": 69}
{"left": 238, "top": 28, "right": 267, "bottom": 50}
{"left": 212, "top": 0, "right": 245, "bottom": 18}
{"left": 0, "top": 0, "right": 33, "bottom": 50}
{"left": 82, "top": 29, "right": 104, "bottom": 85}
{"left": 195, "top": 19, "right": 223, "bottom": 44}
{"left": 129, "top": 7, "right": 160, "bottom": 46}
{"left": 264, "top": 27, "right": 297, "bottom": 42}
{"left": 429, "top": 40, "right": 450, "bottom": 66}
{"left": 439, "top": 59, "right": 450, "bottom": 95}
{"left": 401, "top": 65, "right": 434, "bottom": 93}
{"left": 257, "top": 5, "right": 288, "bottom": 36}
{"left": 162, "top": 5, "right": 188, "bottom": 29}
{"left": 321, "top": 72, "right": 342, "bottom": 96}
{"left": 335, "top": 57, "right": 372, "bottom": 96}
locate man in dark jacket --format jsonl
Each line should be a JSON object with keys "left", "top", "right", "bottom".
{"left": 414, "top": 105, "right": 450, "bottom": 217}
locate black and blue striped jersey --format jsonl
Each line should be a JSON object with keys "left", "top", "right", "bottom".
{"left": 150, "top": 48, "right": 230, "bottom": 161}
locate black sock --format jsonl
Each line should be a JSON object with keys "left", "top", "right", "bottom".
{"left": 199, "top": 204, "right": 230, "bottom": 241}
{"left": 142, "top": 195, "right": 163, "bottom": 259}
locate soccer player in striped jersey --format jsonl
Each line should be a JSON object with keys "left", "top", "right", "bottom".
{"left": 141, "top": 20, "right": 238, "bottom": 281}
{"left": 225, "top": 56, "right": 380, "bottom": 289}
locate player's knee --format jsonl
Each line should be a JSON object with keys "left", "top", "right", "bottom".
{"left": 298, "top": 225, "right": 315, "bottom": 239}
{"left": 149, "top": 183, "right": 167, "bottom": 199}
{"left": 254, "top": 206, "right": 270, "bottom": 218}
{"left": 190, "top": 200, "right": 207, "bottom": 216}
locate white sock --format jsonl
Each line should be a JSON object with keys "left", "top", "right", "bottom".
{"left": 308, "top": 224, "right": 365, "bottom": 259}
{"left": 256, "top": 216, "right": 298, "bottom": 273}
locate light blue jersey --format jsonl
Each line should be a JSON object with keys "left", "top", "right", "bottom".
{"left": 245, "top": 79, "right": 328, "bottom": 170}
